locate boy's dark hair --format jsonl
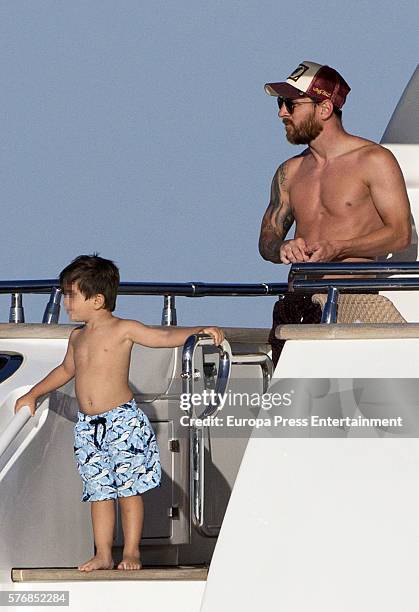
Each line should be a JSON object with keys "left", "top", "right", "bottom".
{"left": 59, "top": 254, "right": 120, "bottom": 312}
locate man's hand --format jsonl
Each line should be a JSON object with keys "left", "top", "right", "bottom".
{"left": 279, "top": 238, "right": 310, "bottom": 264}
{"left": 306, "top": 240, "right": 341, "bottom": 262}
{"left": 199, "top": 327, "right": 225, "bottom": 346}
{"left": 14, "top": 393, "right": 37, "bottom": 417}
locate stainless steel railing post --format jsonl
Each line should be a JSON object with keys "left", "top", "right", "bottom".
{"left": 9, "top": 293, "right": 24, "bottom": 323}
{"left": 42, "top": 287, "right": 62, "bottom": 324}
{"left": 161, "top": 295, "right": 177, "bottom": 326}
{"left": 321, "top": 286, "right": 339, "bottom": 324}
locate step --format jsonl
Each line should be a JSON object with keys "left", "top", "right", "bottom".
{"left": 12, "top": 566, "right": 208, "bottom": 582}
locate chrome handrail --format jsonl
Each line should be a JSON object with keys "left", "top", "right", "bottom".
{"left": 0, "top": 279, "right": 288, "bottom": 296}
{"left": 288, "top": 261, "right": 419, "bottom": 293}
{"left": 181, "top": 334, "right": 232, "bottom": 419}
{"left": 0, "top": 280, "right": 288, "bottom": 325}
{"left": 181, "top": 338, "right": 274, "bottom": 537}
{"left": 292, "top": 278, "right": 419, "bottom": 292}
{"left": 288, "top": 261, "right": 419, "bottom": 324}
{"left": 181, "top": 334, "right": 232, "bottom": 537}
{"left": 289, "top": 261, "right": 419, "bottom": 285}
{"left": 231, "top": 353, "right": 273, "bottom": 393}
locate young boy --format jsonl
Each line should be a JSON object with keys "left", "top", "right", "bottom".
{"left": 15, "top": 254, "right": 224, "bottom": 572}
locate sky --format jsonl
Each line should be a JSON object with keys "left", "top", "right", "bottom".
{"left": 0, "top": 1, "right": 418, "bottom": 327}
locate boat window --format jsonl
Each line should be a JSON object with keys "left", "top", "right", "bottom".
{"left": 0, "top": 354, "right": 24, "bottom": 384}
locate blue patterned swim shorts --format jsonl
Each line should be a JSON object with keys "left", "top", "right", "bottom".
{"left": 74, "top": 398, "right": 161, "bottom": 502}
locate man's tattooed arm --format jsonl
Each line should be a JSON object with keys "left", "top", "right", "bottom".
{"left": 258, "top": 162, "right": 294, "bottom": 263}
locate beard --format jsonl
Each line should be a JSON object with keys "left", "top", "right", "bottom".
{"left": 284, "top": 111, "right": 323, "bottom": 145}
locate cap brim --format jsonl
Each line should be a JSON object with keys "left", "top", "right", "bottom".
{"left": 264, "top": 82, "right": 305, "bottom": 98}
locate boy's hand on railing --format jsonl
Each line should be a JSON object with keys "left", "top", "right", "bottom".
{"left": 199, "top": 327, "right": 225, "bottom": 346}
{"left": 14, "top": 393, "right": 37, "bottom": 417}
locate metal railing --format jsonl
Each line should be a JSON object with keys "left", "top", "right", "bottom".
{"left": 182, "top": 334, "right": 232, "bottom": 537}
{"left": 289, "top": 261, "right": 419, "bottom": 323}
{"left": 0, "top": 280, "right": 288, "bottom": 295}
{"left": 0, "top": 280, "right": 288, "bottom": 326}
{"left": 181, "top": 334, "right": 273, "bottom": 537}
{"left": 3, "top": 263, "right": 419, "bottom": 326}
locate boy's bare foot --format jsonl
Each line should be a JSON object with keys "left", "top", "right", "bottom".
{"left": 117, "top": 555, "right": 142, "bottom": 570}
{"left": 78, "top": 554, "right": 114, "bottom": 572}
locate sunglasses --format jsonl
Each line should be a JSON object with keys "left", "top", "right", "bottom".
{"left": 277, "top": 97, "right": 317, "bottom": 114}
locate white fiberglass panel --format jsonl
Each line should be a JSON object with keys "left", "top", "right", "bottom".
{"left": 277, "top": 338, "right": 419, "bottom": 378}
{"left": 202, "top": 436, "right": 419, "bottom": 612}
{"left": 202, "top": 335, "right": 419, "bottom": 611}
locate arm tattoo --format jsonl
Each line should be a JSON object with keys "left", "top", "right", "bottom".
{"left": 259, "top": 163, "right": 294, "bottom": 262}
{"left": 278, "top": 162, "right": 286, "bottom": 186}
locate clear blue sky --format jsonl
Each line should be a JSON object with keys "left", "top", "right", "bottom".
{"left": 0, "top": 1, "right": 417, "bottom": 326}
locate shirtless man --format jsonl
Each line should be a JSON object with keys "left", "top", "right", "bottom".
{"left": 258, "top": 61, "right": 411, "bottom": 366}
{"left": 15, "top": 254, "right": 224, "bottom": 571}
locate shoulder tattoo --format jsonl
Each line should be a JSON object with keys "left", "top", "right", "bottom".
{"left": 278, "top": 162, "right": 287, "bottom": 186}
{"left": 270, "top": 163, "right": 293, "bottom": 233}
{"left": 271, "top": 162, "right": 287, "bottom": 210}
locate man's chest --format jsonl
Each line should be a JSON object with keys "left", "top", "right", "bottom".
{"left": 289, "top": 162, "right": 371, "bottom": 220}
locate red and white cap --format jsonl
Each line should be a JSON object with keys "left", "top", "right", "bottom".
{"left": 265, "top": 61, "right": 351, "bottom": 109}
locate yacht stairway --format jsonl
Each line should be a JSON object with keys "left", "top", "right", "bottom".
{"left": 0, "top": 317, "right": 273, "bottom": 611}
